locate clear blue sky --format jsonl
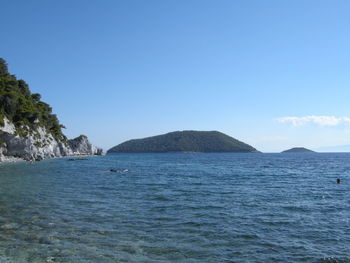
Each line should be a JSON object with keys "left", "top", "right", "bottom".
{"left": 2, "top": 0, "right": 350, "bottom": 152}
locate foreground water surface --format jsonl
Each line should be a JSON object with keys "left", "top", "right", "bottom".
{"left": 0, "top": 153, "right": 349, "bottom": 262}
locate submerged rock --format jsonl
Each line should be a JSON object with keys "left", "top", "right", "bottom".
{"left": 109, "top": 169, "right": 129, "bottom": 173}
{"left": 0, "top": 223, "right": 20, "bottom": 230}
{"left": 68, "top": 158, "right": 88, "bottom": 161}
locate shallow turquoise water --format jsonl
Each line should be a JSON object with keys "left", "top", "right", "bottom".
{"left": 0, "top": 153, "right": 349, "bottom": 262}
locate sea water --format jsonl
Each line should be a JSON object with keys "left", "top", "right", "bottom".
{"left": 0, "top": 153, "right": 349, "bottom": 262}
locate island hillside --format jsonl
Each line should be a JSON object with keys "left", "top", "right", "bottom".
{"left": 282, "top": 147, "right": 314, "bottom": 153}
{"left": 108, "top": 131, "right": 258, "bottom": 153}
{"left": 0, "top": 58, "right": 102, "bottom": 161}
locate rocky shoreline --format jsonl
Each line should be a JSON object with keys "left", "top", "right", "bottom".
{"left": 0, "top": 117, "right": 103, "bottom": 162}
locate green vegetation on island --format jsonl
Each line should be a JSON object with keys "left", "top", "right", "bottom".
{"left": 107, "top": 130, "right": 258, "bottom": 153}
{"left": 0, "top": 58, "right": 66, "bottom": 141}
{"left": 282, "top": 147, "right": 314, "bottom": 153}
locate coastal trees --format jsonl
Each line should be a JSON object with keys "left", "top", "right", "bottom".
{"left": 0, "top": 58, "right": 66, "bottom": 141}
{"left": 0, "top": 58, "right": 9, "bottom": 77}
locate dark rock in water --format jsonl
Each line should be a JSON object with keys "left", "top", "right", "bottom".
{"left": 0, "top": 223, "right": 20, "bottom": 230}
{"left": 281, "top": 147, "right": 315, "bottom": 153}
{"left": 107, "top": 130, "right": 259, "bottom": 153}
{"left": 68, "top": 158, "right": 88, "bottom": 161}
{"left": 109, "top": 169, "right": 129, "bottom": 173}
{"left": 38, "top": 236, "right": 53, "bottom": 244}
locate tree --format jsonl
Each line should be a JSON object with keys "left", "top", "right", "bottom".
{"left": 0, "top": 58, "right": 9, "bottom": 77}
{"left": 0, "top": 58, "right": 67, "bottom": 141}
{"left": 31, "top": 93, "right": 41, "bottom": 102}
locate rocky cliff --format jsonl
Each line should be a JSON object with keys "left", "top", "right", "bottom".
{"left": 0, "top": 117, "right": 102, "bottom": 162}
{"left": 68, "top": 135, "right": 103, "bottom": 156}
{"left": 0, "top": 58, "right": 102, "bottom": 162}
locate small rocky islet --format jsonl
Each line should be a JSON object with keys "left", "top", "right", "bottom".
{"left": 281, "top": 147, "right": 315, "bottom": 153}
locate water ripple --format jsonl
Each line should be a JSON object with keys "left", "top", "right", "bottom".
{"left": 0, "top": 153, "right": 349, "bottom": 262}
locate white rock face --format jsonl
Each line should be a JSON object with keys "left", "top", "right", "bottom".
{"left": 68, "top": 135, "right": 103, "bottom": 156}
{"left": 0, "top": 117, "right": 16, "bottom": 134}
{"left": 0, "top": 118, "right": 102, "bottom": 162}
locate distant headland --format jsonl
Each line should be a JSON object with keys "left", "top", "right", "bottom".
{"left": 107, "top": 130, "right": 259, "bottom": 153}
{"left": 282, "top": 147, "right": 315, "bottom": 153}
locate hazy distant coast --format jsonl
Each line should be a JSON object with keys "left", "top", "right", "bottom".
{"left": 282, "top": 147, "right": 314, "bottom": 153}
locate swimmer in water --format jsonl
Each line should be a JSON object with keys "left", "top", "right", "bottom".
{"left": 336, "top": 178, "right": 341, "bottom": 184}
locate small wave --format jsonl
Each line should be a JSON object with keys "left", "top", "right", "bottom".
{"left": 152, "top": 196, "right": 172, "bottom": 201}
{"left": 282, "top": 205, "right": 310, "bottom": 212}
{"left": 317, "top": 257, "right": 350, "bottom": 263}
{"left": 234, "top": 234, "right": 260, "bottom": 239}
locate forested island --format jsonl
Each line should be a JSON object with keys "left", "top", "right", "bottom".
{"left": 282, "top": 147, "right": 314, "bottom": 153}
{"left": 108, "top": 130, "right": 258, "bottom": 153}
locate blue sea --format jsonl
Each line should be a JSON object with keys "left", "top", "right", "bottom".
{"left": 0, "top": 153, "right": 349, "bottom": 263}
